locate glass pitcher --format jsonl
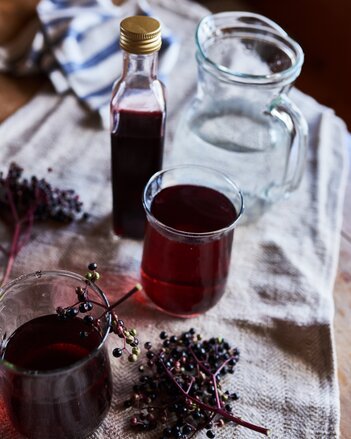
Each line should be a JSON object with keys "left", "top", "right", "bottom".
{"left": 171, "top": 12, "right": 308, "bottom": 223}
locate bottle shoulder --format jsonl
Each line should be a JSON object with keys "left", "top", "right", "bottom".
{"left": 111, "top": 78, "right": 166, "bottom": 113}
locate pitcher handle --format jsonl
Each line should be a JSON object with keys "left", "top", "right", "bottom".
{"left": 268, "top": 94, "right": 308, "bottom": 192}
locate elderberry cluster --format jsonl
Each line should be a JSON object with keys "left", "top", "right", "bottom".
{"left": 124, "top": 329, "right": 244, "bottom": 438}
{"left": 0, "top": 162, "right": 84, "bottom": 223}
{"left": 0, "top": 163, "right": 87, "bottom": 285}
{"left": 56, "top": 263, "right": 142, "bottom": 362}
{"left": 110, "top": 317, "right": 141, "bottom": 363}
{"left": 56, "top": 263, "right": 99, "bottom": 325}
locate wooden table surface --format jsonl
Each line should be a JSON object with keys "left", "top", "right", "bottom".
{"left": 0, "top": 1, "right": 350, "bottom": 437}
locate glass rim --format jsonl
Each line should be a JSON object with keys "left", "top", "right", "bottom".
{"left": 195, "top": 11, "right": 304, "bottom": 86}
{"left": 142, "top": 164, "right": 244, "bottom": 238}
{"left": 0, "top": 269, "right": 112, "bottom": 377}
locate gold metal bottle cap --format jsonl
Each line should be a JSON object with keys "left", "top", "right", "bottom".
{"left": 120, "top": 16, "right": 162, "bottom": 54}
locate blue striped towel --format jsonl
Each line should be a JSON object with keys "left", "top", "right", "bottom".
{"left": 0, "top": 0, "right": 177, "bottom": 124}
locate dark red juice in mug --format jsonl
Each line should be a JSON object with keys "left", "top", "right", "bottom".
{"left": 1, "top": 314, "right": 112, "bottom": 439}
{"left": 111, "top": 109, "right": 165, "bottom": 239}
{"left": 141, "top": 184, "right": 237, "bottom": 316}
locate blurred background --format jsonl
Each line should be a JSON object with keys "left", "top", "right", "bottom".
{"left": 0, "top": 0, "right": 350, "bottom": 129}
{"left": 201, "top": 0, "right": 351, "bottom": 129}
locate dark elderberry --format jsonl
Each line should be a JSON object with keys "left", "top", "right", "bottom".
{"left": 84, "top": 315, "right": 94, "bottom": 325}
{"left": 144, "top": 342, "right": 152, "bottom": 350}
{"left": 159, "top": 331, "right": 168, "bottom": 340}
{"left": 78, "top": 292, "right": 87, "bottom": 302}
{"left": 182, "top": 424, "right": 193, "bottom": 435}
{"left": 130, "top": 337, "right": 139, "bottom": 347}
{"left": 88, "top": 262, "right": 97, "bottom": 271}
{"left": 67, "top": 307, "right": 78, "bottom": 318}
{"left": 146, "top": 351, "right": 155, "bottom": 360}
{"left": 113, "top": 348, "right": 123, "bottom": 358}
{"left": 163, "top": 339, "right": 170, "bottom": 348}
{"left": 79, "top": 302, "right": 90, "bottom": 313}
{"left": 163, "top": 427, "right": 172, "bottom": 437}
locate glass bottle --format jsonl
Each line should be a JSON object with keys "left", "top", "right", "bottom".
{"left": 110, "top": 16, "right": 166, "bottom": 239}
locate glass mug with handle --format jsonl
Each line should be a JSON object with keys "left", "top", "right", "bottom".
{"left": 171, "top": 12, "right": 308, "bottom": 223}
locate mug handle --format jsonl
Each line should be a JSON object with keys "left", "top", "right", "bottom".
{"left": 267, "top": 94, "right": 308, "bottom": 193}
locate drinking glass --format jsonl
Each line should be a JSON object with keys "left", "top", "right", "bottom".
{"left": 0, "top": 270, "right": 112, "bottom": 439}
{"left": 141, "top": 165, "right": 243, "bottom": 317}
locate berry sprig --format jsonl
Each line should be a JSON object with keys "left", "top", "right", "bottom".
{"left": 0, "top": 163, "right": 85, "bottom": 286}
{"left": 124, "top": 329, "right": 270, "bottom": 438}
{"left": 55, "top": 263, "right": 143, "bottom": 363}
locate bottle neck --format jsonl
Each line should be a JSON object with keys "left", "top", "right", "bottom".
{"left": 122, "top": 50, "right": 159, "bottom": 81}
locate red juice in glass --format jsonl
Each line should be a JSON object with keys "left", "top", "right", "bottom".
{"left": 0, "top": 271, "right": 112, "bottom": 439}
{"left": 141, "top": 166, "right": 243, "bottom": 317}
{"left": 1, "top": 315, "right": 112, "bottom": 439}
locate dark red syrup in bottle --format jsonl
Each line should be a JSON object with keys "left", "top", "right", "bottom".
{"left": 111, "top": 109, "right": 165, "bottom": 239}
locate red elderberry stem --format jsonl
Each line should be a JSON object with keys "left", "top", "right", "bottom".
{"left": 107, "top": 283, "right": 142, "bottom": 311}
{"left": 16, "top": 207, "right": 35, "bottom": 254}
{"left": 189, "top": 346, "right": 231, "bottom": 409}
{"left": 5, "top": 179, "right": 19, "bottom": 223}
{"left": 1, "top": 179, "right": 37, "bottom": 285}
{"left": 189, "top": 346, "right": 212, "bottom": 375}
{"left": 186, "top": 376, "right": 196, "bottom": 393}
{"left": 211, "top": 374, "right": 222, "bottom": 409}
{"left": 96, "top": 283, "right": 142, "bottom": 320}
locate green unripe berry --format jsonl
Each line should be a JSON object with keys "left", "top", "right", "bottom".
{"left": 128, "top": 354, "right": 138, "bottom": 362}
{"left": 130, "top": 328, "right": 137, "bottom": 336}
{"left": 132, "top": 347, "right": 140, "bottom": 355}
{"left": 85, "top": 272, "right": 93, "bottom": 280}
{"left": 126, "top": 335, "right": 134, "bottom": 344}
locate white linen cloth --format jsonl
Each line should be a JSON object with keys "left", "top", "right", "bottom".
{"left": 0, "top": 0, "right": 349, "bottom": 437}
